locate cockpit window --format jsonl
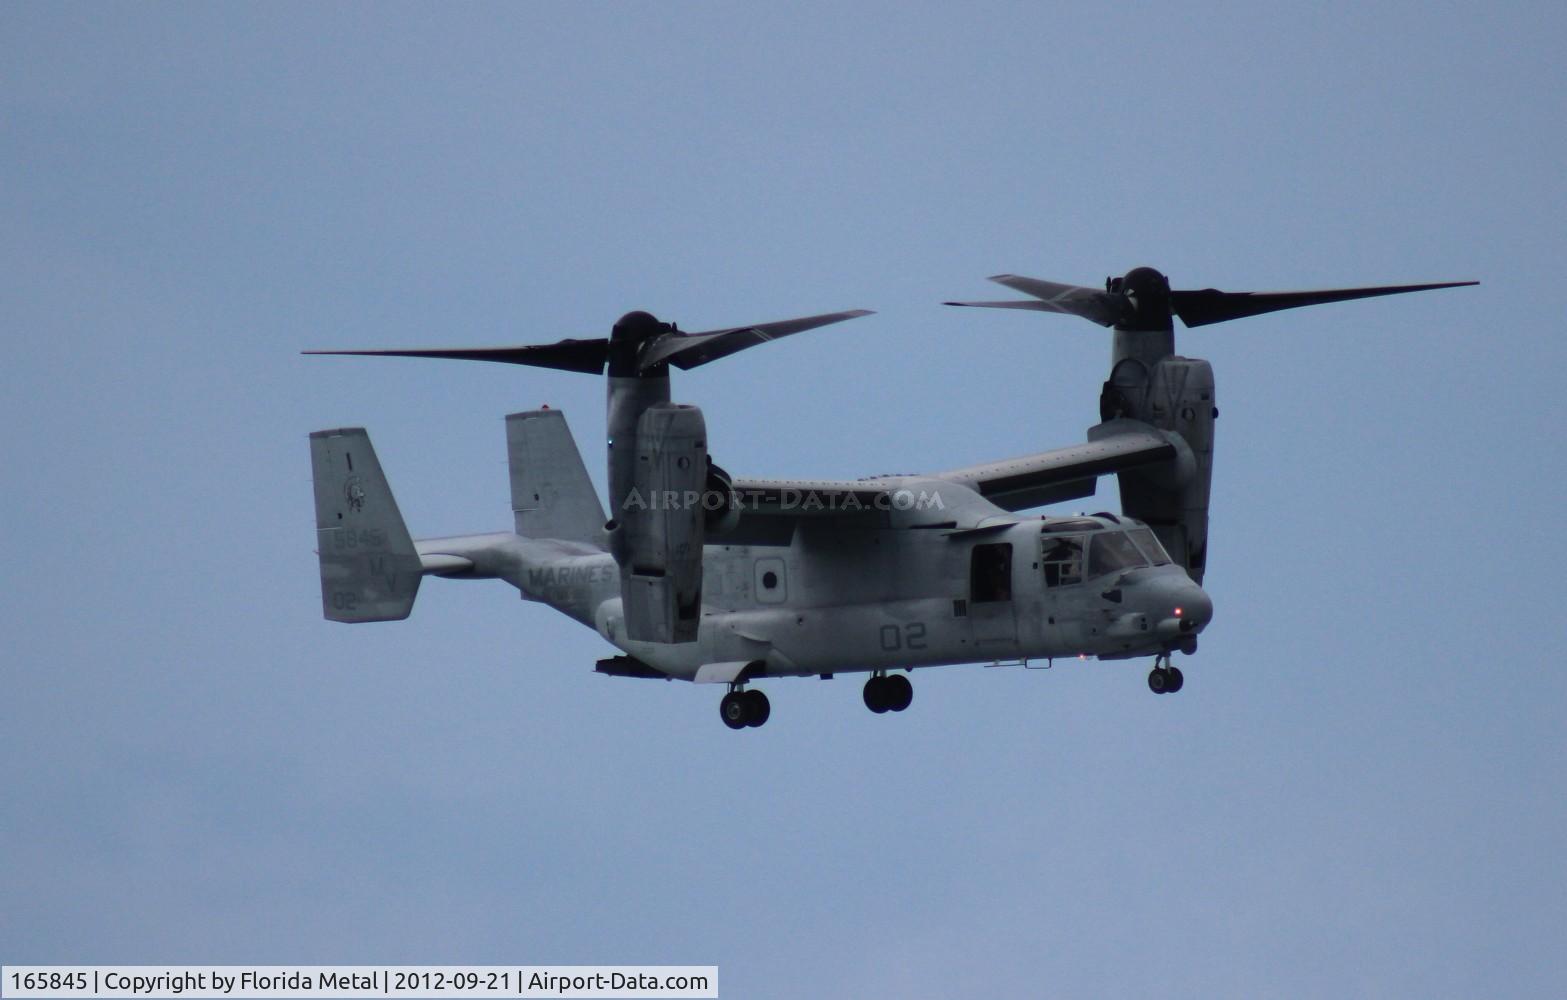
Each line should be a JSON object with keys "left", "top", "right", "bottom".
{"left": 1041, "top": 535, "right": 1085, "bottom": 587}
{"left": 1127, "top": 527, "right": 1173, "bottom": 566}
{"left": 1087, "top": 531, "right": 1148, "bottom": 578}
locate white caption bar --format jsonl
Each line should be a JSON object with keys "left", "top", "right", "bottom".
{"left": 2, "top": 967, "right": 718, "bottom": 999}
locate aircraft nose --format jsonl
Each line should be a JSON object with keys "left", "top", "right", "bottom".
{"left": 1172, "top": 582, "right": 1214, "bottom": 633}
{"left": 1150, "top": 577, "right": 1213, "bottom": 640}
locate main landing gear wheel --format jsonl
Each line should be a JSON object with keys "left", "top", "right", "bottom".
{"left": 743, "top": 689, "right": 771, "bottom": 727}
{"left": 720, "top": 691, "right": 748, "bottom": 729}
{"left": 884, "top": 673, "right": 913, "bottom": 712}
{"left": 863, "top": 677, "right": 890, "bottom": 713}
{"left": 720, "top": 689, "right": 771, "bottom": 729}
{"left": 863, "top": 673, "right": 913, "bottom": 714}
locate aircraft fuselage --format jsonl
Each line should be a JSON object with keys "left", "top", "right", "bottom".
{"left": 480, "top": 500, "right": 1213, "bottom": 682}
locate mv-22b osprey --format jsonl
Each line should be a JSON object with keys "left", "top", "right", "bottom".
{"left": 306, "top": 268, "right": 1473, "bottom": 729}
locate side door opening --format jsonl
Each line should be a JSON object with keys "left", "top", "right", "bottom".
{"left": 969, "top": 542, "right": 1017, "bottom": 645}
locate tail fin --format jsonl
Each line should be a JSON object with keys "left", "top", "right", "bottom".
{"left": 309, "top": 428, "right": 424, "bottom": 622}
{"left": 506, "top": 409, "right": 606, "bottom": 545}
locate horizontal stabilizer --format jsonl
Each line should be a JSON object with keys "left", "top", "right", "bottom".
{"left": 419, "top": 552, "right": 475, "bottom": 576}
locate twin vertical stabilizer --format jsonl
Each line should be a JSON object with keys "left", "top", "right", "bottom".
{"left": 309, "top": 428, "right": 424, "bottom": 622}
{"left": 506, "top": 409, "right": 607, "bottom": 544}
{"left": 310, "top": 412, "right": 611, "bottom": 624}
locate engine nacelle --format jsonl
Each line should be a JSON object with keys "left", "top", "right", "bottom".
{"left": 618, "top": 403, "right": 707, "bottom": 643}
{"left": 1098, "top": 355, "right": 1215, "bottom": 584}
{"left": 704, "top": 461, "right": 742, "bottom": 536}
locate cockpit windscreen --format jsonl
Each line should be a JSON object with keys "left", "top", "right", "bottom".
{"left": 1126, "top": 527, "right": 1173, "bottom": 566}
{"left": 1087, "top": 531, "right": 1147, "bottom": 578}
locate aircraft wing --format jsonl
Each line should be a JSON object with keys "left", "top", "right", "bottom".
{"left": 934, "top": 426, "right": 1178, "bottom": 511}
{"left": 720, "top": 420, "right": 1180, "bottom": 531}
{"left": 726, "top": 478, "right": 892, "bottom": 515}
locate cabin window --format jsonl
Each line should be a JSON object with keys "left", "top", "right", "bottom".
{"left": 754, "top": 556, "right": 787, "bottom": 604}
{"left": 970, "top": 543, "right": 1013, "bottom": 602}
{"left": 1041, "top": 535, "right": 1084, "bottom": 587}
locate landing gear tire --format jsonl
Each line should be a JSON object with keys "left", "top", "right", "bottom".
{"left": 863, "top": 676, "right": 890, "bottom": 713}
{"left": 864, "top": 674, "right": 912, "bottom": 714}
{"left": 743, "top": 689, "right": 771, "bottom": 727}
{"left": 720, "top": 691, "right": 749, "bottom": 729}
{"left": 884, "top": 673, "right": 913, "bottom": 712}
{"left": 721, "top": 689, "right": 770, "bottom": 729}
{"left": 1148, "top": 660, "right": 1185, "bottom": 695}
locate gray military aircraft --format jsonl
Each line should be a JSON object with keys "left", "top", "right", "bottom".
{"left": 306, "top": 268, "right": 1473, "bottom": 728}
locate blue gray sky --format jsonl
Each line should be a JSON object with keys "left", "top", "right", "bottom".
{"left": 3, "top": 3, "right": 1564, "bottom": 997}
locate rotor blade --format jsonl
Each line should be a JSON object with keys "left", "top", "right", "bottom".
{"left": 943, "top": 299, "right": 1066, "bottom": 312}
{"left": 1170, "top": 281, "right": 1478, "bottom": 328}
{"left": 304, "top": 338, "right": 609, "bottom": 375}
{"left": 641, "top": 309, "right": 874, "bottom": 371}
{"left": 945, "top": 275, "right": 1128, "bottom": 327}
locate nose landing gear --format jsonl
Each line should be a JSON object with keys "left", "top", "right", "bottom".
{"left": 1147, "top": 653, "right": 1185, "bottom": 695}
